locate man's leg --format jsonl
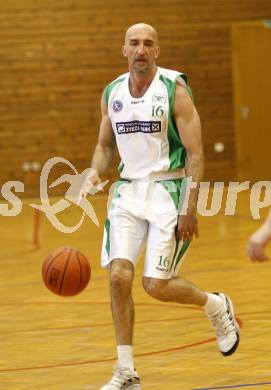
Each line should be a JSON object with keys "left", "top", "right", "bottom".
{"left": 142, "top": 275, "right": 207, "bottom": 305}
{"left": 142, "top": 276, "right": 240, "bottom": 356}
{"left": 99, "top": 259, "right": 141, "bottom": 390}
{"left": 110, "top": 259, "right": 135, "bottom": 347}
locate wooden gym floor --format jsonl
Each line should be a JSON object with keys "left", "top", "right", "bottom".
{"left": 0, "top": 192, "right": 270, "bottom": 390}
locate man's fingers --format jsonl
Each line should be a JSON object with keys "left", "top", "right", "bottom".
{"left": 178, "top": 230, "right": 185, "bottom": 242}
{"left": 178, "top": 228, "right": 193, "bottom": 242}
{"left": 248, "top": 242, "right": 269, "bottom": 262}
{"left": 254, "top": 249, "right": 269, "bottom": 261}
{"left": 77, "top": 176, "right": 107, "bottom": 205}
{"left": 177, "top": 225, "right": 198, "bottom": 241}
{"left": 182, "top": 231, "right": 190, "bottom": 242}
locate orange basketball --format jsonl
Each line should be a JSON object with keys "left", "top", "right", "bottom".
{"left": 42, "top": 247, "right": 91, "bottom": 296}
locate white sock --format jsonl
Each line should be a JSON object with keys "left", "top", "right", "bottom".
{"left": 204, "top": 293, "right": 223, "bottom": 314}
{"left": 117, "top": 345, "right": 134, "bottom": 370}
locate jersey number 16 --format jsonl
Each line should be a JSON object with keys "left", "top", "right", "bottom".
{"left": 152, "top": 105, "right": 164, "bottom": 117}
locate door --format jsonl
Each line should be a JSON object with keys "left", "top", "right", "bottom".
{"left": 232, "top": 20, "right": 271, "bottom": 182}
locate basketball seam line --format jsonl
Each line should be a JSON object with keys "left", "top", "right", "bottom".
{"left": 44, "top": 252, "right": 64, "bottom": 285}
{"left": 74, "top": 251, "right": 83, "bottom": 295}
{"left": 58, "top": 249, "right": 72, "bottom": 295}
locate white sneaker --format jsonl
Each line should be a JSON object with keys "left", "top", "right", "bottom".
{"left": 100, "top": 365, "right": 141, "bottom": 390}
{"left": 207, "top": 293, "right": 240, "bottom": 356}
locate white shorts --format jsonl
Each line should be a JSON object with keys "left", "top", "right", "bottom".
{"left": 101, "top": 178, "right": 190, "bottom": 279}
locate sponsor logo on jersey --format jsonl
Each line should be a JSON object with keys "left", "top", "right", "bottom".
{"left": 152, "top": 94, "right": 167, "bottom": 104}
{"left": 112, "top": 100, "right": 123, "bottom": 112}
{"left": 131, "top": 99, "right": 145, "bottom": 104}
{"left": 116, "top": 121, "right": 161, "bottom": 134}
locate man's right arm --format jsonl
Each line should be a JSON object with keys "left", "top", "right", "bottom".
{"left": 91, "top": 90, "right": 116, "bottom": 180}
{"left": 77, "top": 90, "right": 115, "bottom": 203}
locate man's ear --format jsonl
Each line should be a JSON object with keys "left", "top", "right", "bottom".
{"left": 155, "top": 46, "right": 160, "bottom": 59}
{"left": 122, "top": 45, "right": 127, "bottom": 58}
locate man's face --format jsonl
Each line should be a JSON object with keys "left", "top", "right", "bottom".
{"left": 123, "top": 26, "right": 160, "bottom": 74}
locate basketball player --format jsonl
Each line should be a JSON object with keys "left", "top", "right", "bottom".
{"left": 248, "top": 210, "right": 271, "bottom": 261}
{"left": 82, "top": 23, "right": 240, "bottom": 389}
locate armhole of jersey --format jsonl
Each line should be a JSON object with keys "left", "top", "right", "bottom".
{"left": 178, "top": 73, "right": 188, "bottom": 86}
{"left": 105, "top": 84, "right": 111, "bottom": 106}
{"left": 105, "top": 76, "right": 126, "bottom": 106}
{"left": 176, "top": 73, "right": 193, "bottom": 102}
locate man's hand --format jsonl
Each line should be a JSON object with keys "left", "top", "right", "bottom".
{"left": 177, "top": 209, "right": 198, "bottom": 242}
{"left": 76, "top": 170, "right": 103, "bottom": 205}
{"left": 247, "top": 226, "right": 270, "bottom": 262}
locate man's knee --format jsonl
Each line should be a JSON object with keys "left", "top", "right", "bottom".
{"left": 110, "top": 259, "right": 134, "bottom": 291}
{"left": 142, "top": 276, "right": 169, "bottom": 301}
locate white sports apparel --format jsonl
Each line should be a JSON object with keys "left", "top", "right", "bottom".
{"left": 101, "top": 67, "right": 191, "bottom": 277}
{"left": 207, "top": 293, "right": 240, "bottom": 356}
{"left": 101, "top": 179, "right": 190, "bottom": 279}
{"left": 105, "top": 67, "right": 191, "bottom": 181}
{"left": 99, "top": 365, "right": 141, "bottom": 389}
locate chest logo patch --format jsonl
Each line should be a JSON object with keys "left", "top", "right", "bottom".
{"left": 113, "top": 100, "right": 123, "bottom": 113}
{"left": 116, "top": 121, "right": 161, "bottom": 134}
{"left": 152, "top": 94, "right": 167, "bottom": 105}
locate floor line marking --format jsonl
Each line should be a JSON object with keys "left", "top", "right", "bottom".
{"left": 193, "top": 381, "right": 271, "bottom": 389}
{"left": 0, "top": 337, "right": 216, "bottom": 372}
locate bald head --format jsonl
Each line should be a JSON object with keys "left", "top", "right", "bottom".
{"left": 125, "top": 23, "right": 159, "bottom": 45}
{"left": 123, "top": 23, "right": 160, "bottom": 74}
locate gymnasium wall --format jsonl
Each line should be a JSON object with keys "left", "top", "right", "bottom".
{"left": 1, "top": 0, "right": 271, "bottom": 196}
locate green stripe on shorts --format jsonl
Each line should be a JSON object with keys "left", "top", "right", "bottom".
{"left": 158, "top": 178, "right": 184, "bottom": 210}
{"left": 173, "top": 239, "right": 190, "bottom": 271}
{"left": 104, "top": 218, "right": 111, "bottom": 257}
{"left": 104, "top": 179, "right": 130, "bottom": 258}
{"left": 169, "top": 236, "right": 180, "bottom": 272}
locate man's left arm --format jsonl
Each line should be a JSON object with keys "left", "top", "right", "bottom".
{"left": 174, "top": 83, "right": 204, "bottom": 242}
{"left": 247, "top": 210, "right": 271, "bottom": 261}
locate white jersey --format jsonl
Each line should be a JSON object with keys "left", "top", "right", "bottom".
{"left": 105, "top": 67, "right": 190, "bottom": 180}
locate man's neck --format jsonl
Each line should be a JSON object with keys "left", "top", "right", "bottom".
{"left": 129, "top": 66, "right": 158, "bottom": 98}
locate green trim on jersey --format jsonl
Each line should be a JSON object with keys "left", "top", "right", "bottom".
{"left": 105, "top": 77, "right": 126, "bottom": 105}
{"left": 187, "top": 85, "right": 193, "bottom": 100}
{"left": 118, "top": 162, "right": 124, "bottom": 174}
{"left": 159, "top": 74, "right": 188, "bottom": 171}
{"left": 163, "top": 77, "right": 185, "bottom": 170}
